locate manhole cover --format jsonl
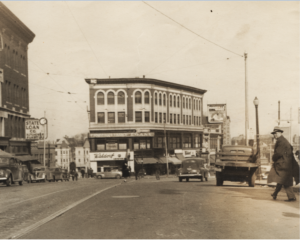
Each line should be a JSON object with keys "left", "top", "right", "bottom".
{"left": 112, "top": 196, "right": 140, "bottom": 198}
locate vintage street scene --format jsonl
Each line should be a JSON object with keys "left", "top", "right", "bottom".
{"left": 0, "top": 1, "right": 299, "bottom": 239}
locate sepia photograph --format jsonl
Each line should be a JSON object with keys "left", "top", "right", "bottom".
{"left": 0, "top": 1, "right": 299, "bottom": 239}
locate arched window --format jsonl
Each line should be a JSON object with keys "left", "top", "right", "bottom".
{"left": 144, "top": 92, "right": 149, "bottom": 104}
{"left": 189, "top": 99, "right": 191, "bottom": 109}
{"left": 135, "top": 91, "right": 142, "bottom": 104}
{"left": 177, "top": 96, "right": 180, "bottom": 108}
{"left": 183, "top": 97, "right": 185, "bottom": 109}
{"left": 117, "top": 92, "right": 125, "bottom": 104}
{"left": 186, "top": 98, "right": 188, "bottom": 109}
{"left": 173, "top": 96, "right": 176, "bottom": 107}
{"left": 159, "top": 93, "right": 162, "bottom": 105}
{"left": 199, "top": 100, "right": 201, "bottom": 111}
{"left": 163, "top": 94, "right": 166, "bottom": 106}
{"left": 107, "top": 92, "right": 114, "bottom": 105}
{"left": 194, "top": 99, "right": 195, "bottom": 110}
{"left": 196, "top": 100, "right": 198, "bottom": 110}
{"left": 170, "top": 95, "right": 172, "bottom": 107}
{"left": 155, "top": 93, "right": 157, "bottom": 105}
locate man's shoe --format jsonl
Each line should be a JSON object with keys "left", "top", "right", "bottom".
{"left": 271, "top": 193, "right": 277, "bottom": 200}
{"left": 284, "top": 198, "right": 296, "bottom": 202}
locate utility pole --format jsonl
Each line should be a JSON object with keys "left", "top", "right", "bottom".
{"left": 43, "top": 111, "right": 46, "bottom": 167}
{"left": 164, "top": 119, "right": 169, "bottom": 178}
{"left": 244, "top": 53, "right": 248, "bottom": 146}
{"left": 278, "top": 101, "right": 280, "bottom": 126}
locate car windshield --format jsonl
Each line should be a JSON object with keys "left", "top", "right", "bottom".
{"left": 182, "top": 160, "right": 198, "bottom": 168}
{"left": 0, "top": 158, "right": 9, "bottom": 164}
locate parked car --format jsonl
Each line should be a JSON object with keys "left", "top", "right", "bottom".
{"left": 0, "top": 157, "right": 24, "bottom": 186}
{"left": 178, "top": 158, "right": 209, "bottom": 182}
{"left": 28, "top": 166, "right": 47, "bottom": 183}
{"left": 96, "top": 167, "right": 122, "bottom": 179}
{"left": 46, "top": 168, "right": 65, "bottom": 182}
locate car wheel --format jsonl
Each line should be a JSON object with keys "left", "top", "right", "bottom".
{"left": 98, "top": 175, "right": 102, "bottom": 179}
{"left": 115, "top": 175, "right": 121, "bottom": 179}
{"left": 186, "top": 178, "right": 189, "bottom": 182}
{"left": 19, "top": 180, "right": 23, "bottom": 186}
{"left": 248, "top": 172, "right": 256, "bottom": 187}
{"left": 216, "top": 172, "right": 223, "bottom": 186}
{"left": 179, "top": 177, "right": 182, "bottom": 182}
{"left": 6, "top": 175, "right": 12, "bottom": 187}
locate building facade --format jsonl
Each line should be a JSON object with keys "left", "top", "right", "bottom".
{"left": 55, "top": 138, "right": 70, "bottom": 169}
{"left": 31, "top": 142, "right": 56, "bottom": 167}
{"left": 74, "top": 139, "right": 90, "bottom": 172}
{"left": 86, "top": 77, "right": 218, "bottom": 173}
{"left": 0, "top": 2, "right": 35, "bottom": 155}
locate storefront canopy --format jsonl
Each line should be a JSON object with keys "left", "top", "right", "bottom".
{"left": 175, "top": 153, "right": 186, "bottom": 161}
{"left": 139, "top": 157, "right": 159, "bottom": 164}
{"left": 15, "top": 155, "right": 40, "bottom": 164}
{"left": 168, "top": 157, "right": 182, "bottom": 165}
{"left": 0, "top": 150, "right": 14, "bottom": 158}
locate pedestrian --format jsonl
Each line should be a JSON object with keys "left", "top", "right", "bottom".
{"left": 81, "top": 169, "right": 85, "bottom": 178}
{"left": 122, "top": 159, "right": 130, "bottom": 182}
{"left": 128, "top": 165, "right": 131, "bottom": 178}
{"left": 134, "top": 159, "right": 140, "bottom": 180}
{"left": 267, "top": 127, "right": 297, "bottom": 201}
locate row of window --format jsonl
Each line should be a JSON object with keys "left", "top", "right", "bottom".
{"left": 55, "top": 150, "right": 69, "bottom": 155}
{"left": 4, "top": 81, "right": 27, "bottom": 107}
{"left": 96, "top": 91, "right": 201, "bottom": 111}
{"left": 5, "top": 115, "right": 25, "bottom": 138}
{"left": 3, "top": 43, "right": 27, "bottom": 73}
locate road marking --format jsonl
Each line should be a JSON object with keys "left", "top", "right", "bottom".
{"left": 112, "top": 196, "right": 139, "bottom": 198}
{"left": 6, "top": 182, "right": 123, "bottom": 239}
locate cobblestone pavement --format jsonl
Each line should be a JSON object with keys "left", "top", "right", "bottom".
{"left": 0, "top": 178, "right": 123, "bottom": 239}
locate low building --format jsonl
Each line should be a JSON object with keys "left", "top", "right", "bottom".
{"left": 74, "top": 139, "right": 90, "bottom": 172}
{"left": 55, "top": 138, "right": 70, "bottom": 169}
{"left": 31, "top": 142, "right": 55, "bottom": 167}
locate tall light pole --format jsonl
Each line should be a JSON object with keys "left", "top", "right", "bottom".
{"left": 253, "top": 97, "right": 261, "bottom": 179}
{"left": 245, "top": 53, "right": 249, "bottom": 146}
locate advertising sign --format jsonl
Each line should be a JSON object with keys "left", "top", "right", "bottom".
{"left": 25, "top": 119, "right": 44, "bottom": 140}
{"left": 183, "top": 150, "right": 196, "bottom": 157}
{"left": 90, "top": 151, "right": 128, "bottom": 161}
{"left": 90, "top": 132, "right": 155, "bottom": 138}
{"left": 207, "top": 104, "right": 227, "bottom": 123}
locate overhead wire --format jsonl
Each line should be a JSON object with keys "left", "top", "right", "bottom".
{"left": 142, "top": 1, "right": 243, "bottom": 57}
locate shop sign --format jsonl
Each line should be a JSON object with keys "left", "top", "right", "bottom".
{"left": 25, "top": 119, "right": 44, "bottom": 140}
{"left": 207, "top": 104, "right": 227, "bottom": 123}
{"left": 90, "top": 132, "right": 155, "bottom": 138}
{"left": 183, "top": 150, "right": 196, "bottom": 157}
{"left": 90, "top": 152, "right": 127, "bottom": 161}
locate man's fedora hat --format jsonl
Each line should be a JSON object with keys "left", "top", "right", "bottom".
{"left": 271, "top": 126, "right": 284, "bottom": 134}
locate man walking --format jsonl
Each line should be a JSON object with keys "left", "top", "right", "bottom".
{"left": 267, "top": 127, "right": 296, "bottom": 201}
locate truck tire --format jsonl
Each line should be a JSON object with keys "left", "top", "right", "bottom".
{"left": 19, "top": 180, "right": 23, "bottom": 186}
{"left": 6, "top": 175, "right": 12, "bottom": 187}
{"left": 186, "top": 178, "right": 189, "bottom": 182}
{"left": 248, "top": 172, "right": 256, "bottom": 187}
{"left": 216, "top": 172, "right": 223, "bottom": 186}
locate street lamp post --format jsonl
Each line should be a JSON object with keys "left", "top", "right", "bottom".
{"left": 253, "top": 97, "right": 261, "bottom": 179}
{"left": 164, "top": 119, "right": 169, "bottom": 178}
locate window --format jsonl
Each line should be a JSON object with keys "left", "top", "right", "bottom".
{"left": 173, "top": 96, "right": 176, "bottom": 107}
{"left": 170, "top": 95, "right": 172, "bottom": 107}
{"left": 163, "top": 113, "right": 166, "bottom": 123}
{"left": 118, "top": 139, "right": 128, "bottom": 150}
{"left": 155, "top": 93, "right": 157, "bottom": 105}
{"left": 135, "top": 111, "right": 142, "bottom": 122}
{"left": 199, "top": 100, "right": 201, "bottom": 111}
{"left": 118, "top": 112, "right": 125, "bottom": 123}
{"left": 189, "top": 116, "right": 191, "bottom": 125}
{"left": 194, "top": 116, "right": 196, "bottom": 125}
{"left": 154, "top": 136, "right": 164, "bottom": 148}
{"left": 170, "top": 113, "right": 172, "bottom": 124}
{"left": 170, "top": 137, "right": 180, "bottom": 149}
{"left": 173, "top": 114, "right": 176, "bottom": 124}
{"left": 163, "top": 94, "right": 166, "bottom": 106}
{"left": 134, "top": 138, "right": 151, "bottom": 150}
{"left": 194, "top": 135, "right": 200, "bottom": 148}
{"left": 183, "top": 135, "right": 192, "bottom": 148}
{"left": 159, "top": 93, "right": 162, "bottom": 105}
{"left": 159, "top": 113, "right": 162, "bottom": 123}
{"left": 144, "top": 92, "right": 149, "bottom": 104}
{"left": 106, "top": 140, "right": 118, "bottom": 150}
{"left": 97, "top": 112, "right": 105, "bottom": 123}
{"left": 177, "top": 96, "right": 180, "bottom": 108}
{"left": 196, "top": 100, "right": 198, "bottom": 111}
{"left": 189, "top": 99, "right": 191, "bottom": 109}
{"left": 118, "top": 92, "right": 125, "bottom": 104}
{"left": 183, "top": 97, "right": 185, "bottom": 109}
{"left": 183, "top": 115, "right": 185, "bottom": 124}
{"left": 135, "top": 91, "right": 142, "bottom": 104}
{"left": 107, "top": 92, "right": 114, "bottom": 105}
{"left": 145, "top": 111, "right": 150, "bottom": 122}
{"left": 108, "top": 112, "right": 115, "bottom": 123}
{"left": 155, "top": 112, "right": 158, "bottom": 123}
{"left": 194, "top": 99, "right": 195, "bottom": 110}
{"left": 177, "top": 114, "right": 180, "bottom": 124}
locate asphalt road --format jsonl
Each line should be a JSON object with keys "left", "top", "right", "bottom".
{"left": 14, "top": 176, "right": 300, "bottom": 239}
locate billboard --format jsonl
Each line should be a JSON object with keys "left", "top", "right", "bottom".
{"left": 25, "top": 119, "right": 44, "bottom": 140}
{"left": 207, "top": 104, "right": 227, "bottom": 123}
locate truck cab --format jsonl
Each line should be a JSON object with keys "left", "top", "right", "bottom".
{"left": 214, "top": 145, "right": 259, "bottom": 187}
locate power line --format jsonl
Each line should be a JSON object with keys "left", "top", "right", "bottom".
{"left": 64, "top": 1, "right": 108, "bottom": 77}
{"left": 142, "top": 1, "right": 243, "bottom": 57}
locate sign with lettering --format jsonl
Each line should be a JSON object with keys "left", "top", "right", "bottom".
{"left": 183, "top": 150, "right": 196, "bottom": 157}
{"left": 25, "top": 119, "right": 44, "bottom": 140}
{"left": 90, "top": 132, "right": 155, "bottom": 138}
{"left": 207, "top": 104, "right": 227, "bottom": 123}
{"left": 90, "top": 151, "right": 127, "bottom": 161}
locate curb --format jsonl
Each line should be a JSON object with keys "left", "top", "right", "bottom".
{"left": 6, "top": 182, "right": 122, "bottom": 239}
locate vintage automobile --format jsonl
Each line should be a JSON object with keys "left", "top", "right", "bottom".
{"left": 0, "top": 157, "right": 24, "bottom": 187}
{"left": 46, "top": 167, "right": 65, "bottom": 182}
{"left": 214, "top": 145, "right": 259, "bottom": 187}
{"left": 28, "top": 165, "right": 47, "bottom": 183}
{"left": 96, "top": 167, "right": 122, "bottom": 179}
{"left": 178, "top": 158, "right": 209, "bottom": 182}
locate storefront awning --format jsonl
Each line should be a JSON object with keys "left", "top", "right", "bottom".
{"left": 139, "top": 157, "right": 159, "bottom": 164}
{"left": 168, "top": 157, "right": 182, "bottom": 165}
{"left": 15, "top": 155, "right": 40, "bottom": 164}
{"left": 175, "top": 153, "right": 186, "bottom": 161}
{"left": 0, "top": 150, "right": 14, "bottom": 158}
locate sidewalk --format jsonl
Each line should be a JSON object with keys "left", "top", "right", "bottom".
{"left": 255, "top": 179, "right": 300, "bottom": 193}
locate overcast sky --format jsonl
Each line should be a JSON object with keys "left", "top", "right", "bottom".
{"left": 4, "top": 1, "right": 299, "bottom": 141}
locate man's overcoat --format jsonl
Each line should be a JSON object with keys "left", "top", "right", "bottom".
{"left": 267, "top": 135, "right": 294, "bottom": 186}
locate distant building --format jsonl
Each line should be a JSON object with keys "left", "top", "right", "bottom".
{"left": 55, "top": 138, "right": 70, "bottom": 169}
{"left": 31, "top": 142, "right": 56, "bottom": 167}
{"left": 74, "top": 139, "right": 90, "bottom": 172}
{"left": 0, "top": 2, "right": 35, "bottom": 154}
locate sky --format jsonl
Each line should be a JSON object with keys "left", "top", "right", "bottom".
{"left": 3, "top": 1, "right": 299, "bottom": 141}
